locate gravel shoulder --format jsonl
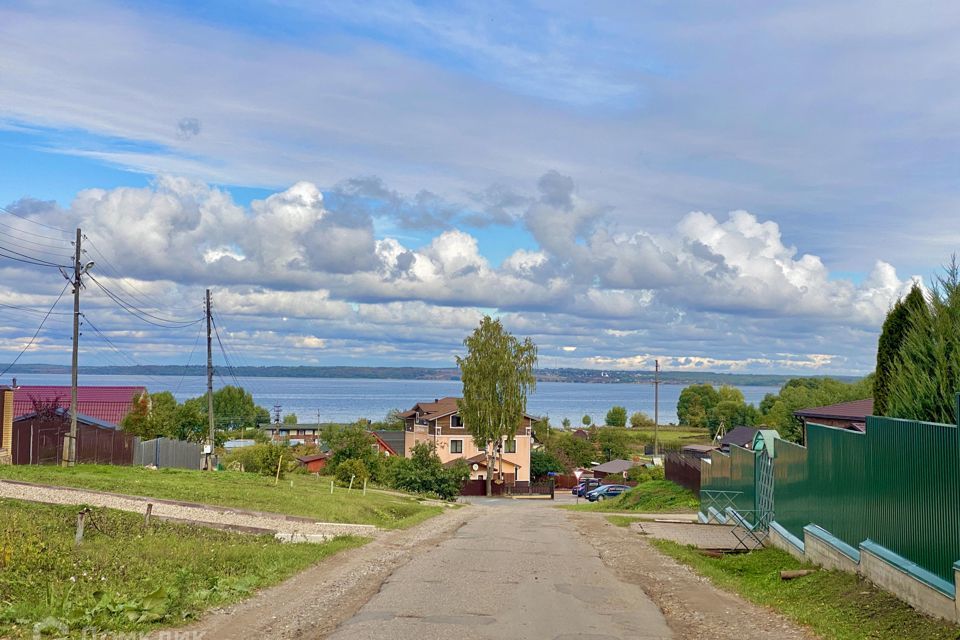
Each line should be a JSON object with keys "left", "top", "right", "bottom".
{"left": 0, "top": 478, "right": 379, "bottom": 538}
{"left": 174, "top": 504, "right": 477, "bottom": 640}
{"left": 566, "top": 511, "right": 818, "bottom": 640}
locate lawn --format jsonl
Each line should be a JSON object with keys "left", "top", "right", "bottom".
{"left": 620, "top": 425, "right": 713, "bottom": 449}
{"left": 563, "top": 480, "right": 700, "bottom": 513}
{"left": 0, "top": 464, "right": 442, "bottom": 529}
{"left": 0, "top": 498, "right": 368, "bottom": 639}
{"left": 651, "top": 540, "right": 960, "bottom": 640}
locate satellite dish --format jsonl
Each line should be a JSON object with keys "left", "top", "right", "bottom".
{"left": 472, "top": 463, "right": 479, "bottom": 471}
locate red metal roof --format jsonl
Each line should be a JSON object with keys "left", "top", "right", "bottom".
{"left": 12, "top": 385, "right": 146, "bottom": 426}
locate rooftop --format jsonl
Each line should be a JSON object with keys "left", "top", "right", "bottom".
{"left": 794, "top": 398, "right": 874, "bottom": 421}
{"left": 12, "top": 385, "right": 146, "bottom": 426}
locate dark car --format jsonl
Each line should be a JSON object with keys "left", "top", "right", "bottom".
{"left": 573, "top": 479, "right": 602, "bottom": 496}
{"left": 586, "top": 484, "right": 630, "bottom": 502}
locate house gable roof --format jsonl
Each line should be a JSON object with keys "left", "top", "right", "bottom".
{"left": 14, "top": 407, "right": 116, "bottom": 430}
{"left": 402, "top": 396, "right": 539, "bottom": 424}
{"left": 720, "top": 426, "right": 760, "bottom": 448}
{"left": 794, "top": 398, "right": 874, "bottom": 421}
{"left": 13, "top": 385, "right": 145, "bottom": 426}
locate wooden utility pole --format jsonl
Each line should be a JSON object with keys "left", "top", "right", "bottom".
{"left": 205, "top": 289, "right": 215, "bottom": 469}
{"left": 63, "top": 228, "right": 82, "bottom": 466}
{"left": 654, "top": 359, "right": 661, "bottom": 456}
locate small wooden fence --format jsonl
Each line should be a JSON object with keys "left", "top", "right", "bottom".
{"left": 12, "top": 421, "right": 136, "bottom": 465}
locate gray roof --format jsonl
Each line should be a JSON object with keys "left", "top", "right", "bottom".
{"left": 373, "top": 430, "right": 405, "bottom": 454}
{"left": 720, "top": 426, "right": 759, "bottom": 448}
{"left": 591, "top": 459, "right": 636, "bottom": 474}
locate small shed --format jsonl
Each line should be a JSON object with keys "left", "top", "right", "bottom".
{"left": 296, "top": 452, "right": 331, "bottom": 473}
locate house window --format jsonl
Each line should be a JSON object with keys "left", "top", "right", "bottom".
{"left": 450, "top": 439, "right": 463, "bottom": 454}
{"left": 505, "top": 438, "right": 517, "bottom": 453}
{"left": 451, "top": 415, "right": 463, "bottom": 428}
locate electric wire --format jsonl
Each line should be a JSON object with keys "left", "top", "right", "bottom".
{"left": 0, "top": 281, "right": 71, "bottom": 377}
{"left": 88, "top": 275, "right": 204, "bottom": 328}
{"left": 0, "top": 205, "right": 70, "bottom": 235}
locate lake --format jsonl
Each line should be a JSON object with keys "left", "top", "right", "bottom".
{"left": 8, "top": 373, "right": 782, "bottom": 426}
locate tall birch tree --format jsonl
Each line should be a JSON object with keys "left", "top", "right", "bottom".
{"left": 456, "top": 316, "right": 537, "bottom": 496}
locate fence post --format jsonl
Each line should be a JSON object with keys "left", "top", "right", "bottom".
{"left": 275, "top": 454, "right": 283, "bottom": 485}
{"left": 75, "top": 509, "right": 88, "bottom": 545}
{"left": 144, "top": 503, "right": 153, "bottom": 527}
{"left": 330, "top": 480, "right": 334, "bottom": 494}
{"left": 348, "top": 475, "right": 355, "bottom": 492}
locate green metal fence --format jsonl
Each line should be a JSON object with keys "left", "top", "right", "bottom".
{"left": 700, "top": 445, "right": 757, "bottom": 523}
{"left": 702, "top": 411, "right": 960, "bottom": 587}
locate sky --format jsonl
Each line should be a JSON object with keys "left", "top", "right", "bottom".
{"left": 1, "top": 0, "right": 957, "bottom": 375}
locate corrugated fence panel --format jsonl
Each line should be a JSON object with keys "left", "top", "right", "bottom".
{"left": 699, "top": 445, "right": 757, "bottom": 520}
{"left": 865, "top": 416, "right": 960, "bottom": 585}
{"left": 771, "top": 439, "right": 808, "bottom": 540}
{"left": 805, "top": 423, "right": 872, "bottom": 550}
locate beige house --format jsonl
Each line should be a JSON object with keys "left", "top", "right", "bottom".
{"left": 400, "top": 397, "right": 534, "bottom": 484}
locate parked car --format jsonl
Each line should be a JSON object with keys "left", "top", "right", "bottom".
{"left": 573, "top": 479, "right": 602, "bottom": 496}
{"left": 586, "top": 484, "right": 630, "bottom": 502}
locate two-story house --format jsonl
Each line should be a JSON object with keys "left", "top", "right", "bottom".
{"left": 399, "top": 397, "right": 534, "bottom": 484}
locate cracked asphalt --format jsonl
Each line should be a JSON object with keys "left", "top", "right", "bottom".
{"left": 328, "top": 498, "right": 672, "bottom": 640}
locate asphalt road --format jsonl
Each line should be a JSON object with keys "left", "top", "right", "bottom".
{"left": 328, "top": 498, "right": 673, "bottom": 640}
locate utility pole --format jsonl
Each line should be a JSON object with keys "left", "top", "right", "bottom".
{"left": 654, "top": 359, "right": 661, "bottom": 457}
{"left": 63, "top": 229, "right": 83, "bottom": 466}
{"left": 205, "top": 289, "right": 215, "bottom": 470}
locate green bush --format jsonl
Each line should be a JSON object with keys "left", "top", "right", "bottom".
{"left": 222, "top": 443, "right": 287, "bottom": 477}
{"left": 335, "top": 459, "right": 369, "bottom": 487}
{"left": 391, "top": 442, "right": 468, "bottom": 500}
{"left": 627, "top": 464, "right": 665, "bottom": 483}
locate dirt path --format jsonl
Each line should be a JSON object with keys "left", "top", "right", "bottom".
{"left": 567, "top": 511, "right": 818, "bottom": 640}
{"left": 174, "top": 504, "right": 477, "bottom": 640}
{"left": 0, "top": 479, "right": 378, "bottom": 538}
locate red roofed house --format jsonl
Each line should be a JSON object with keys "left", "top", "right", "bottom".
{"left": 794, "top": 398, "right": 874, "bottom": 443}
{"left": 12, "top": 385, "right": 147, "bottom": 428}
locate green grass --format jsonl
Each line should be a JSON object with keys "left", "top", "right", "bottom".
{"left": 0, "top": 498, "right": 368, "bottom": 639}
{"left": 605, "top": 425, "right": 713, "bottom": 450}
{"left": 604, "top": 515, "right": 639, "bottom": 527}
{"left": 0, "top": 465, "right": 442, "bottom": 529}
{"left": 563, "top": 480, "right": 700, "bottom": 513}
{"left": 651, "top": 540, "right": 960, "bottom": 640}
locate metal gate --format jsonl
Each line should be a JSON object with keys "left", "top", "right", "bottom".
{"left": 755, "top": 449, "right": 774, "bottom": 529}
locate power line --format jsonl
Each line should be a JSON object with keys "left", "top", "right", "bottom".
{"left": 0, "top": 281, "right": 71, "bottom": 378}
{"left": 211, "top": 313, "right": 244, "bottom": 389}
{"left": 0, "top": 301, "right": 74, "bottom": 316}
{"left": 0, "top": 242, "right": 72, "bottom": 268}
{"left": 0, "top": 226, "right": 72, "bottom": 251}
{"left": 88, "top": 274, "right": 204, "bottom": 328}
{"left": 175, "top": 325, "right": 204, "bottom": 395}
{"left": 83, "top": 238, "right": 197, "bottom": 315}
{"left": 0, "top": 205, "right": 70, "bottom": 236}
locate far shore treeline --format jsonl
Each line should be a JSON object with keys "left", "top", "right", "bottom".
{"left": 0, "top": 363, "right": 860, "bottom": 387}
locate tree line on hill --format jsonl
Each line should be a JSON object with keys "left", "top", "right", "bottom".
{"left": 672, "top": 257, "right": 960, "bottom": 440}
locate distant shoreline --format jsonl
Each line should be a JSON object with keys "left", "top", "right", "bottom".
{"left": 1, "top": 364, "right": 862, "bottom": 387}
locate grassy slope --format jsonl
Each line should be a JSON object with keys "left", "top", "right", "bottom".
{"left": 0, "top": 465, "right": 441, "bottom": 529}
{"left": 652, "top": 540, "right": 960, "bottom": 640}
{"left": 0, "top": 498, "right": 368, "bottom": 639}
{"left": 563, "top": 480, "right": 700, "bottom": 513}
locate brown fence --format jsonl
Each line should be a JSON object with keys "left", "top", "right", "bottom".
{"left": 12, "top": 419, "right": 137, "bottom": 465}
{"left": 665, "top": 451, "right": 702, "bottom": 495}
{"left": 506, "top": 480, "right": 554, "bottom": 498}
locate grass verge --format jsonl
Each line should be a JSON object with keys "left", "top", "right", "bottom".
{"left": 604, "top": 515, "right": 639, "bottom": 528}
{"left": 650, "top": 539, "right": 960, "bottom": 640}
{"left": 0, "top": 464, "right": 442, "bottom": 529}
{"left": 562, "top": 480, "right": 699, "bottom": 513}
{"left": 0, "top": 498, "right": 368, "bottom": 639}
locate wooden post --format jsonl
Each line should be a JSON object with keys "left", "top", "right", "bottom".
{"left": 363, "top": 479, "right": 367, "bottom": 496}
{"left": 330, "top": 480, "right": 334, "bottom": 494}
{"left": 348, "top": 475, "right": 355, "bottom": 492}
{"left": 75, "top": 509, "right": 87, "bottom": 546}
{"left": 274, "top": 454, "right": 283, "bottom": 485}
{"left": 144, "top": 503, "right": 153, "bottom": 527}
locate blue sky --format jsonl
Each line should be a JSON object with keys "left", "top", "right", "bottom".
{"left": 1, "top": 0, "right": 957, "bottom": 374}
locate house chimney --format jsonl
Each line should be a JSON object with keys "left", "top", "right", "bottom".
{"left": 434, "top": 398, "right": 439, "bottom": 403}
{"left": 11, "top": 378, "right": 16, "bottom": 389}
